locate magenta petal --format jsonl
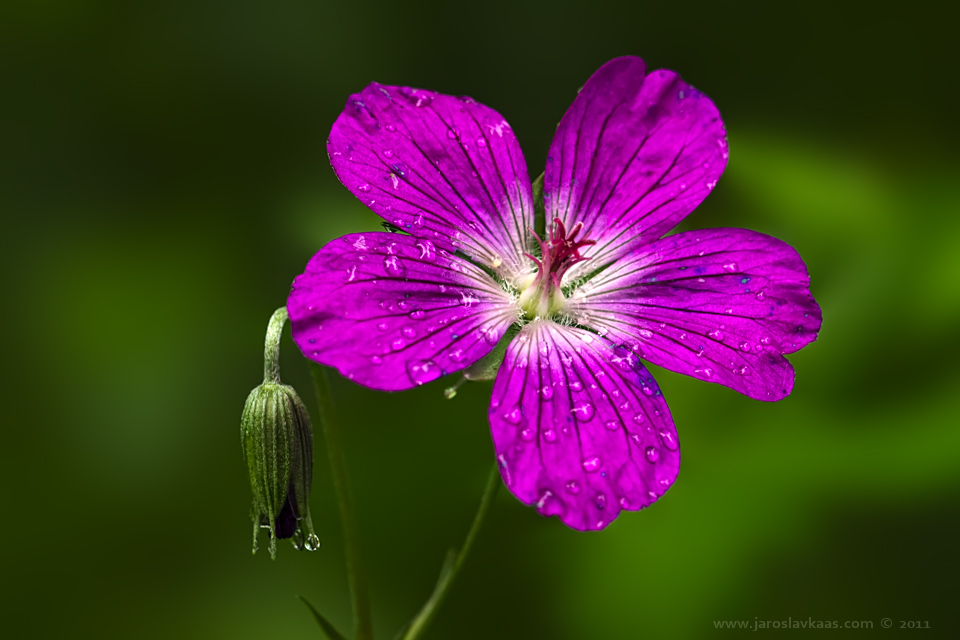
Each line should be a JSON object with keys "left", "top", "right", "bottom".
{"left": 544, "top": 56, "right": 727, "bottom": 273}
{"left": 288, "top": 232, "right": 518, "bottom": 391}
{"left": 328, "top": 84, "right": 535, "bottom": 280}
{"left": 490, "top": 321, "right": 680, "bottom": 531}
{"left": 568, "top": 228, "right": 822, "bottom": 401}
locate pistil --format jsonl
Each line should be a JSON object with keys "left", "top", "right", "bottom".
{"left": 518, "top": 218, "right": 596, "bottom": 319}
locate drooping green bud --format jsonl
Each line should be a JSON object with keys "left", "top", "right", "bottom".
{"left": 241, "top": 307, "right": 319, "bottom": 559}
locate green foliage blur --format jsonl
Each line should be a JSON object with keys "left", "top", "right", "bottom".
{"left": 2, "top": 1, "right": 958, "bottom": 638}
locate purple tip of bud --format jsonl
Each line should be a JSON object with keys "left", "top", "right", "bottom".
{"left": 274, "top": 482, "right": 300, "bottom": 539}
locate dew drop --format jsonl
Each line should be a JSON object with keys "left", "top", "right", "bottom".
{"left": 739, "top": 341, "right": 750, "bottom": 352}
{"left": 447, "top": 128, "right": 459, "bottom": 139}
{"left": 543, "top": 429, "right": 557, "bottom": 443}
{"left": 448, "top": 348, "right": 464, "bottom": 362}
{"left": 391, "top": 338, "right": 406, "bottom": 350}
{"left": 503, "top": 408, "right": 522, "bottom": 425}
{"left": 644, "top": 446, "right": 660, "bottom": 463}
{"left": 641, "top": 385, "right": 654, "bottom": 396}
{"left": 604, "top": 420, "right": 620, "bottom": 431}
{"left": 402, "top": 327, "right": 416, "bottom": 339}
{"left": 415, "top": 239, "right": 436, "bottom": 262}
{"left": 565, "top": 480, "right": 580, "bottom": 494}
{"left": 377, "top": 322, "right": 389, "bottom": 332}
{"left": 370, "top": 355, "right": 383, "bottom": 365}
{"left": 569, "top": 380, "right": 583, "bottom": 392}
{"left": 521, "top": 427, "right": 535, "bottom": 442}
{"left": 760, "top": 335, "right": 772, "bottom": 345}
{"left": 633, "top": 413, "right": 645, "bottom": 424}
{"left": 540, "top": 385, "right": 554, "bottom": 400}
{"left": 658, "top": 429, "right": 678, "bottom": 450}
{"left": 756, "top": 290, "right": 766, "bottom": 301}
{"left": 708, "top": 329, "right": 724, "bottom": 341}
{"left": 407, "top": 359, "right": 440, "bottom": 386}
{"left": 582, "top": 457, "right": 601, "bottom": 473}
{"left": 476, "top": 137, "right": 487, "bottom": 147}
{"left": 358, "top": 183, "right": 371, "bottom": 192}
{"left": 383, "top": 255, "right": 404, "bottom": 277}
{"left": 382, "top": 149, "right": 394, "bottom": 158}
{"left": 595, "top": 493, "right": 607, "bottom": 510}
{"left": 408, "top": 309, "right": 425, "bottom": 320}
{"left": 694, "top": 366, "right": 714, "bottom": 378}
{"left": 722, "top": 262, "right": 738, "bottom": 273}
{"left": 571, "top": 402, "right": 595, "bottom": 421}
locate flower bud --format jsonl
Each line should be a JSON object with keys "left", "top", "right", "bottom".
{"left": 241, "top": 307, "right": 319, "bottom": 558}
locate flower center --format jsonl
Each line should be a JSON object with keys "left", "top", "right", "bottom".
{"left": 518, "top": 217, "right": 596, "bottom": 319}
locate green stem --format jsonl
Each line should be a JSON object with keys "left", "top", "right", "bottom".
{"left": 400, "top": 463, "right": 501, "bottom": 640}
{"left": 263, "top": 307, "right": 288, "bottom": 384}
{"left": 310, "top": 364, "right": 374, "bottom": 640}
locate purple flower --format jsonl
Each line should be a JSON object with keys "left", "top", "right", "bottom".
{"left": 288, "top": 57, "right": 821, "bottom": 531}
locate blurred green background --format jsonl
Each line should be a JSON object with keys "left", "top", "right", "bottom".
{"left": 2, "top": 1, "right": 958, "bottom": 638}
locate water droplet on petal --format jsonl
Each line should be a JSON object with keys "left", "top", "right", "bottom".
{"left": 476, "top": 137, "right": 487, "bottom": 147}
{"left": 756, "top": 290, "right": 766, "bottom": 301}
{"left": 641, "top": 385, "right": 654, "bottom": 396}
{"left": 569, "top": 380, "right": 583, "bottom": 392}
{"left": 644, "top": 446, "right": 660, "bottom": 463}
{"left": 382, "top": 149, "right": 394, "bottom": 158}
{"left": 407, "top": 359, "right": 440, "bottom": 385}
{"left": 391, "top": 338, "right": 406, "bottom": 350}
{"left": 658, "top": 429, "right": 678, "bottom": 450}
{"left": 409, "top": 309, "right": 425, "bottom": 320}
{"left": 604, "top": 420, "right": 620, "bottom": 431}
{"left": 571, "top": 402, "right": 595, "bottom": 421}
{"left": 694, "top": 366, "right": 714, "bottom": 378}
{"left": 447, "top": 128, "right": 459, "bottom": 139}
{"left": 708, "top": 329, "right": 724, "bottom": 341}
{"left": 521, "top": 427, "right": 535, "bottom": 441}
{"left": 633, "top": 413, "right": 645, "bottom": 424}
{"left": 565, "top": 480, "right": 580, "bottom": 494}
{"left": 414, "top": 239, "right": 436, "bottom": 262}
{"left": 383, "top": 255, "right": 404, "bottom": 277}
{"left": 722, "top": 262, "right": 738, "bottom": 273}
{"left": 760, "top": 335, "right": 772, "bottom": 345}
{"left": 582, "top": 457, "right": 601, "bottom": 473}
{"left": 595, "top": 493, "right": 607, "bottom": 510}
{"left": 503, "top": 408, "right": 522, "bottom": 425}
{"left": 448, "top": 348, "right": 464, "bottom": 362}
{"left": 543, "top": 429, "right": 557, "bottom": 443}
{"left": 358, "top": 183, "right": 371, "bottom": 192}
{"left": 377, "top": 322, "right": 389, "bottom": 332}
{"left": 370, "top": 355, "right": 383, "bottom": 365}
{"left": 739, "top": 341, "right": 750, "bottom": 352}
{"left": 402, "top": 327, "right": 416, "bottom": 339}
{"left": 540, "top": 385, "right": 554, "bottom": 400}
